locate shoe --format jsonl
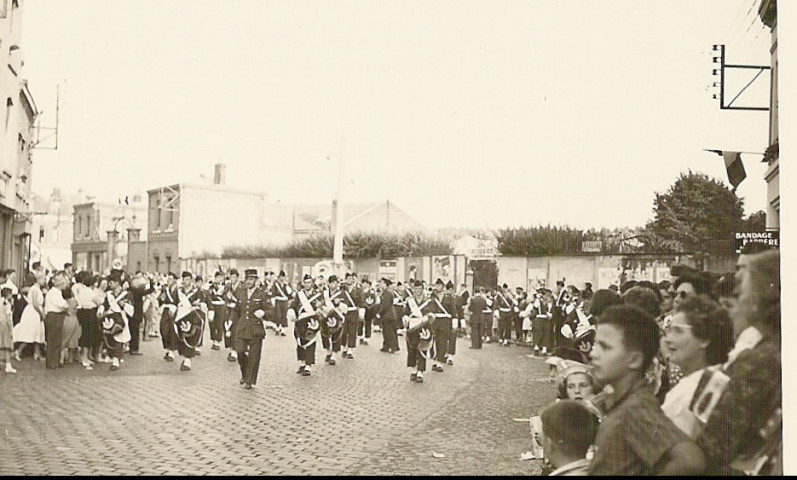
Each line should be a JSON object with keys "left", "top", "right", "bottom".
{"left": 180, "top": 362, "right": 191, "bottom": 371}
{"left": 447, "top": 358, "right": 454, "bottom": 366}
{"left": 325, "top": 354, "right": 332, "bottom": 364}
{"left": 280, "top": 332, "right": 286, "bottom": 337}
{"left": 240, "top": 377, "right": 246, "bottom": 384}
{"left": 301, "top": 368, "right": 311, "bottom": 376}
{"left": 5, "top": 364, "right": 17, "bottom": 374}
{"left": 362, "top": 339, "right": 369, "bottom": 345}
{"left": 13, "top": 352, "right": 21, "bottom": 362}
{"left": 380, "top": 348, "right": 389, "bottom": 353}
{"left": 328, "top": 359, "right": 336, "bottom": 366}
{"left": 110, "top": 364, "right": 119, "bottom": 371}
{"left": 211, "top": 345, "right": 221, "bottom": 351}
{"left": 297, "top": 365, "right": 306, "bottom": 374}
{"left": 129, "top": 351, "right": 143, "bottom": 356}
{"left": 433, "top": 365, "right": 444, "bottom": 372}
{"left": 414, "top": 375, "right": 424, "bottom": 383}
{"left": 244, "top": 383, "right": 253, "bottom": 390}
{"left": 227, "top": 353, "right": 237, "bottom": 362}
{"left": 345, "top": 352, "right": 354, "bottom": 359}
{"left": 410, "top": 372, "right": 418, "bottom": 382}
{"left": 195, "top": 350, "right": 202, "bottom": 356}
{"left": 33, "top": 353, "right": 42, "bottom": 361}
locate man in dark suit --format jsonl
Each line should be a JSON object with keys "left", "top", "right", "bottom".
{"left": 468, "top": 287, "right": 489, "bottom": 349}
{"left": 233, "top": 269, "right": 270, "bottom": 390}
{"left": 376, "top": 278, "right": 398, "bottom": 353}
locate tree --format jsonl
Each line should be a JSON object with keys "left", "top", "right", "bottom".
{"left": 739, "top": 210, "right": 767, "bottom": 232}
{"left": 645, "top": 171, "right": 744, "bottom": 255}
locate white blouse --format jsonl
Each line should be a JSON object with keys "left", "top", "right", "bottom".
{"left": 661, "top": 368, "right": 704, "bottom": 439}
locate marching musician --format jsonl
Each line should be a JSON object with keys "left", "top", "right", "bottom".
{"left": 442, "top": 280, "right": 458, "bottom": 365}
{"left": 159, "top": 272, "right": 180, "bottom": 363}
{"left": 208, "top": 271, "right": 228, "bottom": 351}
{"left": 232, "top": 269, "right": 270, "bottom": 389}
{"left": 429, "top": 279, "right": 452, "bottom": 373}
{"left": 191, "top": 274, "right": 209, "bottom": 354}
{"left": 495, "top": 283, "right": 516, "bottom": 347}
{"left": 358, "top": 278, "right": 377, "bottom": 346}
{"left": 287, "top": 274, "right": 321, "bottom": 376}
{"left": 320, "top": 275, "right": 346, "bottom": 366}
{"left": 173, "top": 271, "right": 204, "bottom": 371}
{"left": 552, "top": 280, "right": 568, "bottom": 349}
{"left": 340, "top": 273, "right": 361, "bottom": 360}
{"left": 402, "top": 280, "right": 438, "bottom": 383}
{"left": 98, "top": 272, "right": 133, "bottom": 372}
{"left": 272, "top": 271, "right": 292, "bottom": 337}
{"left": 225, "top": 269, "right": 243, "bottom": 362}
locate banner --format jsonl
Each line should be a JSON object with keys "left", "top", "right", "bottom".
{"left": 378, "top": 260, "right": 398, "bottom": 282}
{"left": 432, "top": 256, "right": 453, "bottom": 284}
{"left": 735, "top": 231, "right": 779, "bottom": 254}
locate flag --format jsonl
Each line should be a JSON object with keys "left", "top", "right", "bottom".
{"left": 722, "top": 151, "right": 746, "bottom": 189}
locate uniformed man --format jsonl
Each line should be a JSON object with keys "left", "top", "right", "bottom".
{"left": 376, "top": 278, "right": 398, "bottom": 353}
{"left": 225, "top": 269, "right": 243, "bottom": 362}
{"left": 287, "top": 274, "right": 322, "bottom": 376}
{"left": 430, "top": 278, "right": 451, "bottom": 373}
{"left": 169, "top": 271, "right": 204, "bottom": 371}
{"left": 232, "top": 269, "right": 270, "bottom": 389}
{"left": 99, "top": 272, "right": 133, "bottom": 371}
{"left": 552, "top": 280, "right": 567, "bottom": 349}
{"left": 442, "top": 280, "right": 458, "bottom": 365}
{"left": 190, "top": 274, "right": 209, "bottom": 354}
{"left": 272, "top": 271, "right": 292, "bottom": 337}
{"left": 394, "top": 281, "right": 406, "bottom": 338}
{"left": 402, "top": 280, "right": 438, "bottom": 383}
{"left": 208, "top": 271, "right": 228, "bottom": 351}
{"left": 320, "top": 275, "right": 346, "bottom": 365}
{"left": 495, "top": 283, "right": 516, "bottom": 347}
{"left": 340, "top": 273, "right": 361, "bottom": 359}
{"left": 158, "top": 272, "right": 180, "bottom": 362}
{"left": 358, "top": 277, "right": 377, "bottom": 345}
{"left": 468, "top": 287, "right": 490, "bottom": 349}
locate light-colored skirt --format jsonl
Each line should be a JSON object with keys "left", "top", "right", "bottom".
{"left": 62, "top": 314, "right": 82, "bottom": 349}
{"left": 0, "top": 318, "right": 13, "bottom": 349}
{"left": 13, "top": 305, "right": 45, "bottom": 344}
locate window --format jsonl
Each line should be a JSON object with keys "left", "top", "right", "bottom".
{"left": 154, "top": 256, "right": 160, "bottom": 273}
{"left": 166, "top": 256, "right": 172, "bottom": 273}
{"left": 76, "top": 216, "right": 81, "bottom": 239}
{"left": 39, "top": 226, "right": 44, "bottom": 242}
{"left": 155, "top": 196, "right": 162, "bottom": 230}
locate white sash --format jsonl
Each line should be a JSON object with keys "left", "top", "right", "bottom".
{"left": 297, "top": 290, "right": 316, "bottom": 319}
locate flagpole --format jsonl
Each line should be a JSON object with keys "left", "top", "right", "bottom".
{"left": 333, "top": 136, "right": 345, "bottom": 277}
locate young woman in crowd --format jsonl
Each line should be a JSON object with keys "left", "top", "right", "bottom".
{"left": 13, "top": 271, "right": 46, "bottom": 362}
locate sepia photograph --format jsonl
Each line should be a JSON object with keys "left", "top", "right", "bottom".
{"left": 0, "top": 0, "right": 791, "bottom": 475}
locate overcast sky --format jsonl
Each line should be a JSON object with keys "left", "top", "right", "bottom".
{"left": 21, "top": 0, "right": 782, "bottom": 230}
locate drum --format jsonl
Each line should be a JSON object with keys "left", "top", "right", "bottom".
{"left": 303, "top": 317, "right": 321, "bottom": 342}
{"left": 417, "top": 326, "right": 434, "bottom": 351}
{"left": 102, "top": 312, "right": 125, "bottom": 336}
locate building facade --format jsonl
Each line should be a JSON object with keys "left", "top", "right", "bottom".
{"left": 71, "top": 197, "right": 146, "bottom": 273}
{"left": 759, "top": 0, "right": 778, "bottom": 230}
{"left": 28, "top": 188, "right": 87, "bottom": 270}
{"left": 0, "top": 0, "right": 38, "bottom": 272}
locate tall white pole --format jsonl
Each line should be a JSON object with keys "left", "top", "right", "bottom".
{"left": 332, "top": 137, "right": 345, "bottom": 275}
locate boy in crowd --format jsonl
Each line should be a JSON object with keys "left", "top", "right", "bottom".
{"left": 588, "top": 304, "right": 705, "bottom": 475}
{"left": 539, "top": 400, "right": 599, "bottom": 476}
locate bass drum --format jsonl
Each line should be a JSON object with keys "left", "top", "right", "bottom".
{"left": 417, "top": 326, "right": 434, "bottom": 352}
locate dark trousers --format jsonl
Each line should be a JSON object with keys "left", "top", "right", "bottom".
{"left": 210, "top": 305, "right": 227, "bottom": 343}
{"left": 405, "top": 330, "right": 427, "bottom": 372}
{"left": 236, "top": 336, "right": 263, "bottom": 385}
{"left": 359, "top": 309, "right": 374, "bottom": 338}
{"left": 433, "top": 319, "right": 448, "bottom": 362}
{"left": 296, "top": 340, "right": 316, "bottom": 366}
{"left": 224, "top": 311, "right": 237, "bottom": 349}
{"left": 343, "top": 313, "right": 358, "bottom": 349}
{"left": 160, "top": 309, "right": 177, "bottom": 350}
{"left": 322, "top": 330, "right": 342, "bottom": 352}
{"left": 514, "top": 314, "right": 524, "bottom": 341}
{"left": 381, "top": 319, "right": 399, "bottom": 352}
{"left": 446, "top": 319, "right": 457, "bottom": 355}
{"left": 44, "top": 312, "right": 65, "bottom": 369}
{"left": 470, "top": 319, "right": 484, "bottom": 349}
{"left": 499, "top": 312, "right": 513, "bottom": 341}
{"left": 103, "top": 333, "right": 124, "bottom": 359}
{"left": 532, "top": 317, "right": 544, "bottom": 350}
{"left": 129, "top": 315, "right": 142, "bottom": 353}
{"left": 275, "top": 301, "right": 289, "bottom": 328}
{"left": 484, "top": 315, "right": 494, "bottom": 339}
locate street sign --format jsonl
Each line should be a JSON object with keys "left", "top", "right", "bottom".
{"left": 582, "top": 241, "right": 602, "bottom": 253}
{"left": 735, "top": 231, "right": 779, "bottom": 254}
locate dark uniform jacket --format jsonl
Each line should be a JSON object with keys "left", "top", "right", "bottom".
{"left": 233, "top": 286, "right": 270, "bottom": 339}
{"left": 377, "top": 288, "right": 396, "bottom": 322}
{"left": 468, "top": 294, "right": 489, "bottom": 323}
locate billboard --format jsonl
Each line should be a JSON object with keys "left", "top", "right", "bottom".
{"left": 735, "top": 231, "right": 779, "bottom": 254}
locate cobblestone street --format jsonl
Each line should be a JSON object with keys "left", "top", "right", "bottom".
{"left": 0, "top": 331, "right": 554, "bottom": 475}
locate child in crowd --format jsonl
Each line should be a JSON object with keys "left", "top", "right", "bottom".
{"left": 0, "top": 287, "right": 16, "bottom": 373}
{"left": 588, "top": 304, "right": 705, "bottom": 475}
{"left": 539, "top": 400, "right": 600, "bottom": 476}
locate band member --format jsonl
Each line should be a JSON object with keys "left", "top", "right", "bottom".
{"left": 442, "top": 280, "right": 458, "bottom": 365}
{"left": 232, "top": 269, "right": 269, "bottom": 389}
{"left": 430, "top": 279, "right": 451, "bottom": 372}
{"left": 340, "top": 273, "right": 361, "bottom": 359}
{"left": 376, "top": 278, "right": 399, "bottom": 353}
{"left": 402, "top": 281, "right": 438, "bottom": 383}
{"left": 456, "top": 283, "right": 470, "bottom": 338}
{"left": 495, "top": 283, "right": 516, "bottom": 347}
{"left": 190, "top": 274, "right": 209, "bottom": 353}
{"left": 272, "top": 271, "right": 292, "bottom": 337}
{"left": 225, "top": 269, "right": 243, "bottom": 362}
{"left": 358, "top": 278, "right": 377, "bottom": 345}
{"left": 468, "top": 287, "right": 490, "bottom": 349}
{"left": 393, "top": 281, "right": 407, "bottom": 338}
{"left": 552, "top": 280, "right": 567, "bottom": 349}
{"left": 174, "top": 272, "right": 204, "bottom": 371}
{"left": 287, "top": 274, "right": 321, "bottom": 376}
{"left": 159, "top": 272, "right": 180, "bottom": 362}
{"left": 321, "top": 275, "right": 346, "bottom": 366}
{"left": 208, "top": 271, "right": 228, "bottom": 351}
{"left": 99, "top": 272, "right": 132, "bottom": 371}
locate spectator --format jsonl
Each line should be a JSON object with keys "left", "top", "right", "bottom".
{"left": 555, "top": 359, "right": 601, "bottom": 402}
{"left": 540, "top": 400, "right": 600, "bottom": 476}
{"left": 0, "top": 287, "right": 16, "bottom": 373}
{"left": 672, "top": 272, "right": 713, "bottom": 311}
{"left": 13, "top": 271, "right": 46, "bottom": 362}
{"left": 587, "top": 289, "right": 620, "bottom": 321}
{"left": 76, "top": 273, "right": 103, "bottom": 369}
{"left": 60, "top": 280, "right": 81, "bottom": 365}
{"left": 713, "top": 273, "right": 736, "bottom": 314}
{"left": 588, "top": 304, "right": 705, "bottom": 475}
{"left": 697, "top": 250, "right": 781, "bottom": 475}
{"left": 661, "top": 295, "right": 733, "bottom": 439}
{"left": 619, "top": 280, "right": 637, "bottom": 295}
{"left": 43, "top": 271, "right": 70, "bottom": 369}
{"left": 658, "top": 280, "right": 673, "bottom": 314}
{"left": 621, "top": 286, "right": 661, "bottom": 319}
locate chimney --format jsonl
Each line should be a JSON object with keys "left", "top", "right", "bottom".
{"left": 213, "top": 163, "right": 226, "bottom": 185}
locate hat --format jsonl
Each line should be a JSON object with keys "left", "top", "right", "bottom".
{"left": 214, "top": 271, "right": 223, "bottom": 277}
{"left": 435, "top": 278, "right": 445, "bottom": 286}
{"left": 244, "top": 269, "right": 258, "bottom": 278}
{"left": 194, "top": 274, "right": 203, "bottom": 282}
{"left": 229, "top": 268, "right": 239, "bottom": 276}
{"left": 278, "top": 270, "right": 286, "bottom": 278}
{"left": 446, "top": 280, "right": 454, "bottom": 289}
{"left": 181, "top": 271, "right": 193, "bottom": 279}
{"left": 345, "top": 272, "right": 353, "bottom": 279}
{"left": 381, "top": 278, "right": 393, "bottom": 286}
{"left": 328, "top": 275, "right": 338, "bottom": 284}
{"left": 302, "top": 274, "right": 312, "bottom": 281}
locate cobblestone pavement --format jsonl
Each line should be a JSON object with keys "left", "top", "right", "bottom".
{"left": 0, "top": 330, "right": 554, "bottom": 476}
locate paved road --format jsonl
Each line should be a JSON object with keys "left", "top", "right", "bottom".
{"left": 0, "top": 330, "right": 554, "bottom": 476}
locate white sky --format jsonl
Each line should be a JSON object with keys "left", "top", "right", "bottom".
{"left": 21, "top": 0, "right": 780, "bottom": 230}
